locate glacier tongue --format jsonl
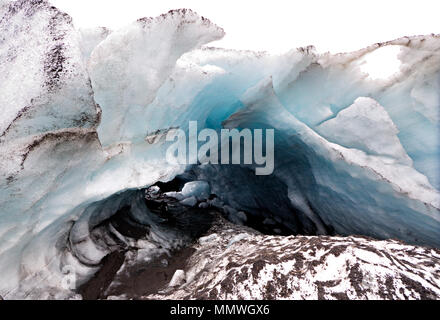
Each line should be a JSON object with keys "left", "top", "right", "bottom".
{"left": 0, "top": 0, "right": 439, "bottom": 299}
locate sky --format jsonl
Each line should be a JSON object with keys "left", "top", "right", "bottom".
{"left": 51, "top": 0, "right": 440, "bottom": 54}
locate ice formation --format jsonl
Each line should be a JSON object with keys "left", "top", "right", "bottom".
{"left": 0, "top": 0, "right": 439, "bottom": 299}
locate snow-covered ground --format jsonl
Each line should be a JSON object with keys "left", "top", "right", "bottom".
{"left": 144, "top": 218, "right": 440, "bottom": 300}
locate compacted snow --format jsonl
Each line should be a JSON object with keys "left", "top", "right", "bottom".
{"left": 0, "top": 0, "right": 439, "bottom": 299}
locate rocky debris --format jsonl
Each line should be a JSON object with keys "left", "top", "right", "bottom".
{"left": 145, "top": 185, "right": 161, "bottom": 199}
{"left": 180, "top": 196, "right": 198, "bottom": 207}
{"left": 169, "top": 270, "right": 186, "bottom": 287}
{"left": 141, "top": 218, "right": 440, "bottom": 300}
{"left": 156, "top": 180, "right": 287, "bottom": 235}
{"left": 101, "top": 246, "right": 198, "bottom": 299}
{"left": 229, "top": 210, "right": 248, "bottom": 226}
{"left": 77, "top": 183, "right": 440, "bottom": 300}
{"left": 78, "top": 184, "right": 218, "bottom": 300}
{"left": 181, "top": 181, "right": 210, "bottom": 201}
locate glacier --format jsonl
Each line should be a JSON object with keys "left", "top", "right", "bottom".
{"left": 0, "top": 0, "right": 439, "bottom": 299}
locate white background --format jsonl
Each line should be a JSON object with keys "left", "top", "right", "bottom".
{"left": 52, "top": 0, "right": 439, "bottom": 54}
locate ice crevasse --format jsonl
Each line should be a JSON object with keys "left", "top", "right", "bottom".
{"left": 0, "top": 0, "right": 439, "bottom": 298}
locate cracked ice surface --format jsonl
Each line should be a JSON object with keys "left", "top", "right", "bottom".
{"left": 0, "top": 0, "right": 439, "bottom": 298}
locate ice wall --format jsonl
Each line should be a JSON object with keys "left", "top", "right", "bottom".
{"left": 0, "top": 0, "right": 100, "bottom": 142}
{"left": 0, "top": 0, "right": 439, "bottom": 298}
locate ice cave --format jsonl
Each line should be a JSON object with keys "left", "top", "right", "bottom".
{"left": 0, "top": 0, "right": 439, "bottom": 300}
